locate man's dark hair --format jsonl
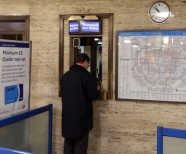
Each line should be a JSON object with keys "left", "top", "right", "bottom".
{"left": 76, "top": 53, "right": 90, "bottom": 63}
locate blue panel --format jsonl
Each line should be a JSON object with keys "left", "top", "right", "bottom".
{"left": 163, "top": 127, "right": 186, "bottom": 139}
{"left": 4, "top": 85, "right": 19, "bottom": 104}
{"left": 157, "top": 127, "right": 163, "bottom": 154}
{"left": 80, "top": 20, "right": 100, "bottom": 33}
{"left": 69, "top": 21, "right": 79, "bottom": 33}
{"left": 0, "top": 104, "right": 52, "bottom": 127}
{"left": 0, "top": 147, "right": 33, "bottom": 154}
{"left": 0, "top": 104, "right": 53, "bottom": 154}
{"left": 157, "top": 126, "right": 186, "bottom": 154}
{"left": 0, "top": 42, "right": 29, "bottom": 48}
{"left": 48, "top": 104, "right": 53, "bottom": 154}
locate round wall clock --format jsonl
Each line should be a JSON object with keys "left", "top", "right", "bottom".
{"left": 148, "top": 1, "right": 171, "bottom": 23}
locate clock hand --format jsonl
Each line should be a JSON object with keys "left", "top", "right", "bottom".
{"left": 153, "top": 6, "right": 160, "bottom": 12}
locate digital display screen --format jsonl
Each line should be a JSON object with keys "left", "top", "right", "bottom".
{"left": 69, "top": 20, "right": 102, "bottom": 35}
{"left": 80, "top": 20, "right": 100, "bottom": 33}
{"left": 69, "top": 21, "right": 79, "bottom": 33}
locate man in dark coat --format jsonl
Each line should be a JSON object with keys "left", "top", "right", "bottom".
{"left": 60, "top": 53, "right": 100, "bottom": 154}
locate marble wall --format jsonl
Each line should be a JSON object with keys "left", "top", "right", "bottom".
{"left": 1, "top": 0, "right": 186, "bottom": 153}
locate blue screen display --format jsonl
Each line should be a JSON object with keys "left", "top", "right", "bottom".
{"left": 69, "top": 21, "right": 79, "bottom": 33}
{"left": 80, "top": 20, "right": 100, "bottom": 33}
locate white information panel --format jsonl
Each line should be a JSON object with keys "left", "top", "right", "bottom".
{"left": 116, "top": 30, "right": 186, "bottom": 102}
{"left": 0, "top": 40, "right": 31, "bottom": 119}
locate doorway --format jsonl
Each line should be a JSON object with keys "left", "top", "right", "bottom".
{"left": 59, "top": 13, "right": 113, "bottom": 99}
{"left": 71, "top": 37, "right": 102, "bottom": 81}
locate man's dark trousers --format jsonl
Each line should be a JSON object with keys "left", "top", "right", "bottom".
{"left": 64, "top": 132, "right": 89, "bottom": 154}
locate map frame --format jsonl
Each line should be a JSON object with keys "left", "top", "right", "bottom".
{"left": 116, "top": 29, "right": 186, "bottom": 102}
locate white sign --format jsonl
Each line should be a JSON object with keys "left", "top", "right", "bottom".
{"left": 0, "top": 40, "right": 31, "bottom": 119}
{"left": 116, "top": 30, "right": 186, "bottom": 102}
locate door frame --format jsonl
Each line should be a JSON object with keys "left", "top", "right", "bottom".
{"left": 59, "top": 13, "right": 113, "bottom": 99}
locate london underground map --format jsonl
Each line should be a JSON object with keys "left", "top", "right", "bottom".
{"left": 117, "top": 30, "right": 186, "bottom": 102}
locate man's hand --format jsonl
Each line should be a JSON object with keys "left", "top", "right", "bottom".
{"left": 97, "top": 85, "right": 101, "bottom": 91}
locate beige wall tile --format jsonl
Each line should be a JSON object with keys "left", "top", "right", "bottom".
{"left": 0, "top": 4, "right": 29, "bottom": 15}
{"left": 1, "top": 0, "right": 186, "bottom": 154}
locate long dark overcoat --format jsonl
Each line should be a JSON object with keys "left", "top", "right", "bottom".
{"left": 60, "top": 65, "right": 99, "bottom": 138}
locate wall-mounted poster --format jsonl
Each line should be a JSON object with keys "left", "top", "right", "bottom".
{"left": 0, "top": 40, "right": 31, "bottom": 119}
{"left": 116, "top": 30, "right": 186, "bottom": 102}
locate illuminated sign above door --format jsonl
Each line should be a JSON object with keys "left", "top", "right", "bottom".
{"left": 69, "top": 21, "right": 79, "bottom": 33}
{"left": 69, "top": 20, "right": 102, "bottom": 35}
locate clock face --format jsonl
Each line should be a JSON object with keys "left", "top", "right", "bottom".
{"left": 149, "top": 1, "right": 170, "bottom": 23}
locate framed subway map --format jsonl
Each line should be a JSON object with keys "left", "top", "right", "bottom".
{"left": 116, "top": 30, "right": 186, "bottom": 102}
